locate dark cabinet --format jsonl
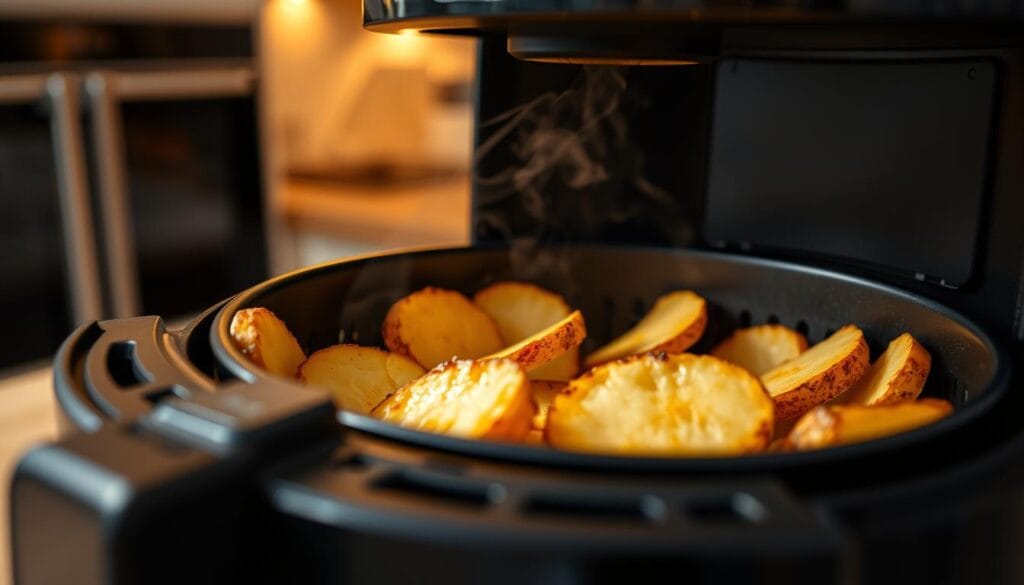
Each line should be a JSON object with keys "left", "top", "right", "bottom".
{"left": 0, "top": 21, "right": 268, "bottom": 372}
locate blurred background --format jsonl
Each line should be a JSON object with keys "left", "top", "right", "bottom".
{"left": 0, "top": 1, "right": 476, "bottom": 580}
{"left": 0, "top": 0, "right": 477, "bottom": 374}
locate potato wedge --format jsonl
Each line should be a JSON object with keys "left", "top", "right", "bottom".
{"left": 485, "top": 311, "right": 586, "bottom": 373}
{"left": 832, "top": 333, "right": 931, "bottom": 406}
{"left": 546, "top": 353, "right": 773, "bottom": 456}
{"left": 229, "top": 307, "right": 306, "bottom": 378}
{"left": 760, "top": 325, "right": 869, "bottom": 421}
{"left": 711, "top": 324, "right": 809, "bottom": 376}
{"left": 371, "top": 358, "right": 533, "bottom": 441}
{"left": 528, "top": 380, "right": 568, "bottom": 431}
{"left": 474, "top": 281, "right": 579, "bottom": 381}
{"left": 382, "top": 287, "right": 503, "bottom": 369}
{"left": 298, "top": 345, "right": 425, "bottom": 414}
{"left": 584, "top": 291, "right": 707, "bottom": 367}
{"left": 787, "top": 398, "right": 953, "bottom": 450}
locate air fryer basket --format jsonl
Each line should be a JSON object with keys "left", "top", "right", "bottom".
{"left": 210, "top": 244, "right": 1006, "bottom": 470}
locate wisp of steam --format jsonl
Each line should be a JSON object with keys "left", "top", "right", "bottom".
{"left": 474, "top": 66, "right": 687, "bottom": 291}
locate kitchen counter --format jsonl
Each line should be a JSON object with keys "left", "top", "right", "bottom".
{"left": 0, "top": 368, "right": 58, "bottom": 585}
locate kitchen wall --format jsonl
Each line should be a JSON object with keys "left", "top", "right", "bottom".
{"left": 260, "top": 0, "right": 477, "bottom": 267}
{"left": 262, "top": 0, "right": 475, "bottom": 169}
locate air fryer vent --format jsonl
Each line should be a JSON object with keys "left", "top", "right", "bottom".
{"left": 686, "top": 493, "right": 768, "bottom": 525}
{"left": 371, "top": 470, "right": 507, "bottom": 509}
{"left": 522, "top": 493, "right": 666, "bottom": 523}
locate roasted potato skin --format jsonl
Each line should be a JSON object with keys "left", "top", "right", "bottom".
{"left": 473, "top": 281, "right": 579, "bottom": 381}
{"left": 382, "top": 287, "right": 504, "bottom": 369}
{"left": 486, "top": 310, "right": 586, "bottom": 372}
{"left": 229, "top": 307, "right": 307, "bottom": 378}
{"left": 834, "top": 333, "right": 931, "bottom": 406}
{"left": 761, "top": 325, "right": 870, "bottom": 422}
{"left": 649, "top": 310, "right": 708, "bottom": 355}
{"left": 584, "top": 291, "right": 707, "bottom": 367}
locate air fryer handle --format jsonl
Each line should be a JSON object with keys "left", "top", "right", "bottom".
{"left": 18, "top": 311, "right": 339, "bottom": 585}
{"left": 53, "top": 313, "right": 220, "bottom": 432}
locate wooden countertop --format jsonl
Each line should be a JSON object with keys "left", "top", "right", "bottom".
{"left": 282, "top": 176, "right": 471, "bottom": 248}
{"left": 0, "top": 368, "right": 59, "bottom": 585}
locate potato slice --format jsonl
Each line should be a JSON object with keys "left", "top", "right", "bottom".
{"left": 229, "top": 307, "right": 306, "bottom": 378}
{"left": 787, "top": 398, "right": 953, "bottom": 450}
{"left": 584, "top": 291, "right": 707, "bottom": 367}
{"left": 760, "top": 325, "right": 869, "bottom": 422}
{"left": 711, "top": 324, "right": 809, "bottom": 376}
{"left": 832, "top": 333, "right": 931, "bottom": 406}
{"left": 371, "top": 358, "right": 533, "bottom": 441}
{"left": 474, "top": 281, "right": 579, "bottom": 381}
{"left": 382, "top": 287, "right": 503, "bottom": 369}
{"left": 298, "top": 345, "right": 425, "bottom": 414}
{"left": 528, "top": 380, "right": 567, "bottom": 431}
{"left": 546, "top": 353, "right": 773, "bottom": 456}
{"left": 485, "top": 311, "right": 586, "bottom": 373}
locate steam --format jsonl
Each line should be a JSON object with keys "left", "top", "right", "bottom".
{"left": 473, "top": 66, "right": 688, "bottom": 287}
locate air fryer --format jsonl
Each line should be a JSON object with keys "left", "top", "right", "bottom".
{"left": 11, "top": 3, "right": 1024, "bottom": 585}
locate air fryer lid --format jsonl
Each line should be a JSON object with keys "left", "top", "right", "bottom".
{"left": 210, "top": 245, "right": 1006, "bottom": 471}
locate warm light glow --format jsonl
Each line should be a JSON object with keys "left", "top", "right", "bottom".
{"left": 270, "top": 0, "right": 319, "bottom": 27}
{"left": 398, "top": 29, "right": 418, "bottom": 37}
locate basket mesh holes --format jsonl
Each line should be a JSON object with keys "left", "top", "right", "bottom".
{"left": 795, "top": 320, "right": 810, "bottom": 337}
{"left": 738, "top": 310, "right": 753, "bottom": 328}
{"left": 601, "top": 296, "right": 616, "bottom": 342}
{"left": 952, "top": 377, "right": 968, "bottom": 406}
{"left": 632, "top": 298, "right": 648, "bottom": 324}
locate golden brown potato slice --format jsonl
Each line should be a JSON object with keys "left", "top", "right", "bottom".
{"left": 474, "top": 281, "right": 579, "bottom": 381}
{"left": 527, "top": 380, "right": 568, "bottom": 431}
{"left": 382, "top": 287, "right": 503, "bottom": 369}
{"left": 371, "top": 358, "right": 533, "bottom": 441}
{"left": 485, "top": 311, "right": 586, "bottom": 373}
{"left": 546, "top": 353, "right": 774, "bottom": 456}
{"left": 298, "top": 345, "right": 425, "bottom": 414}
{"left": 711, "top": 324, "right": 809, "bottom": 376}
{"left": 760, "top": 325, "right": 869, "bottom": 422}
{"left": 787, "top": 398, "right": 953, "bottom": 450}
{"left": 832, "top": 333, "right": 931, "bottom": 406}
{"left": 229, "top": 307, "right": 306, "bottom": 378}
{"left": 584, "top": 291, "right": 707, "bottom": 367}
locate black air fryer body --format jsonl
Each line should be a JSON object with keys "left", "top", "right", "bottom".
{"left": 11, "top": 3, "right": 1024, "bottom": 584}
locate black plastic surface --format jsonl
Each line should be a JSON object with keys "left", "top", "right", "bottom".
{"left": 362, "top": 0, "right": 1024, "bottom": 35}
{"left": 705, "top": 58, "right": 996, "bottom": 287}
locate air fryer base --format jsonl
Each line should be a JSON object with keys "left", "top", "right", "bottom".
{"left": 13, "top": 245, "right": 1024, "bottom": 585}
